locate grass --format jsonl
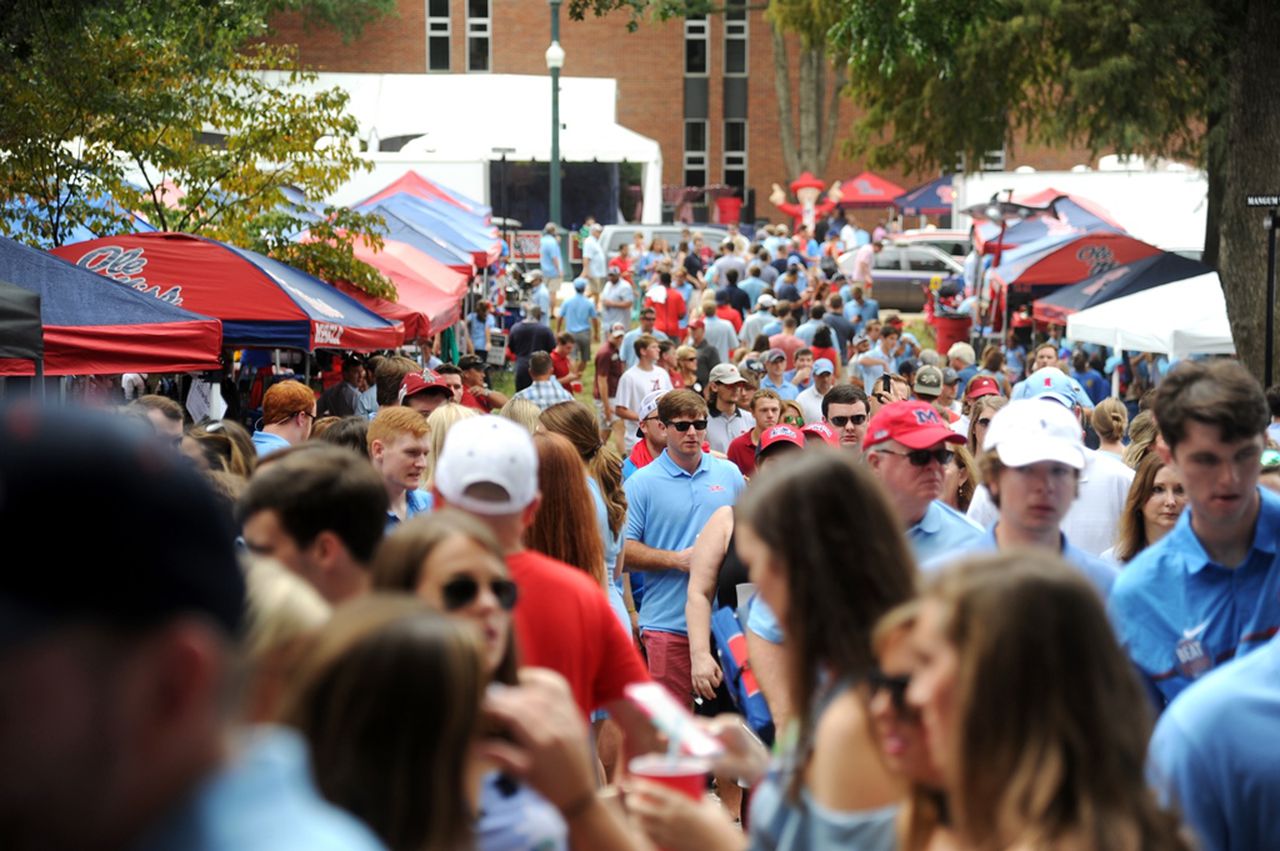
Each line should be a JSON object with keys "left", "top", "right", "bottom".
{"left": 488, "top": 351, "right": 599, "bottom": 407}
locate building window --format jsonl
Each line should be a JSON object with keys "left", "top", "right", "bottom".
{"left": 684, "top": 119, "right": 708, "bottom": 187}
{"left": 724, "top": 2, "right": 747, "bottom": 76}
{"left": 685, "top": 15, "right": 709, "bottom": 76}
{"left": 955, "top": 147, "right": 1007, "bottom": 172}
{"left": 426, "top": 0, "right": 450, "bottom": 72}
{"left": 723, "top": 119, "right": 747, "bottom": 192}
{"left": 466, "top": 0, "right": 490, "bottom": 72}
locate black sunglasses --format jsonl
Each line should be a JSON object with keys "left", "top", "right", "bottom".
{"left": 441, "top": 577, "right": 518, "bottom": 612}
{"left": 664, "top": 419, "right": 708, "bottom": 432}
{"left": 829, "top": 414, "right": 867, "bottom": 428}
{"left": 879, "top": 447, "right": 954, "bottom": 467}
{"left": 868, "top": 668, "right": 912, "bottom": 714}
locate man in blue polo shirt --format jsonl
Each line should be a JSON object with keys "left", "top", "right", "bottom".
{"left": 1147, "top": 632, "right": 1280, "bottom": 851}
{"left": 556, "top": 277, "right": 598, "bottom": 367}
{"left": 863, "top": 400, "right": 984, "bottom": 564}
{"left": 925, "top": 398, "right": 1118, "bottom": 597}
{"left": 1109, "top": 360, "right": 1278, "bottom": 709}
{"left": 759, "top": 348, "right": 799, "bottom": 401}
{"left": 624, "top": 388, "right": 745, "bottom": 704}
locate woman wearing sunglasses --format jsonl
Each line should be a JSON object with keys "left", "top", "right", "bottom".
{"left": 907, "top": 552, "right": 1190, "bottom": 851}
{"left": 373, "top": 510, "right": 569, "bottom": 851}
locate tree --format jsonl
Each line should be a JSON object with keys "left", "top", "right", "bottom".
{"left": 567, "top": 0, "right": 846, "bottom": 176}
{"left": 0, "top": 0, "right": 397, "bottom": 298}
{"left": 826, "top": 0, "right": 1280, "bottom": 382}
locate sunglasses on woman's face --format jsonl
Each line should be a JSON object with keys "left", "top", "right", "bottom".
{"left": 828, "top": 414, "right": 867, "bottom": 428}
{"left": 868, "top": 667, "right": 912, "bottom": 714}
{"left": 441, "top": 576, "right": 518, "bottom": 612}
{"left": 664, "top": 419, "right": 708, "bottom": 432}
{"left": 880, "top": 447, "right": 954, "bottom": 467}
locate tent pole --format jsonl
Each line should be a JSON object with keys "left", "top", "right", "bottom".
{"left": 35, "top": 358, "right": 44, "bottom": 401}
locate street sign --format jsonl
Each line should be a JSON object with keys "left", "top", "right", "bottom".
{"left": 1246, "top": 194, "right": 1280, "bottom": 207}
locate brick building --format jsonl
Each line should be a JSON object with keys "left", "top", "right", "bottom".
{"left": 270, "top": 1, "right": 1099, "bottom": 225}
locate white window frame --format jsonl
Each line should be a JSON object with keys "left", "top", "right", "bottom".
{"left": 723, "top": 119, "right": 747, "bottom": 188}
{"left": 684, "top": 119, "right": 709, "bottom": 185}
{"left": 723, "top": 3, "right": 748, "bottom": 77}
{"left": 684, "top": 16, "right": 709, "bottom": 77}
{"left": 466, "top": 0, "right": 491, "bottom": 73}
{"left": 426, "top": 0, "right": 451, "bottom": 73}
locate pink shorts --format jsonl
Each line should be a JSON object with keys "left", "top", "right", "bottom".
{"left": 641, "top": 630, "right": 693, "bottom": 708}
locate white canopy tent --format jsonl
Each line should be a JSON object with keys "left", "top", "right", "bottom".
{"left": 258, "top": 72, "right": 664, "bottom": 223}
{"left": 1066, "top": 273, "right": 1235, "bottom": 357}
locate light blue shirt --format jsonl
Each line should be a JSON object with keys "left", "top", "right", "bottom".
{"left": 739, "top": 276, "right": 766, "bottom": 308}
{"left": 251, "top": 430, "right": 292, "bottom": 457}
{"left": 794, "top": 320, "right": 821, "bottom": 345}
{"left": 1109, "top": 486, "right": 1280, "bottom": 708}
{"left": 385, "top": 489, "right": 433, "bottom": 531}
{"left": 624, "top": 450, "right": 745, "bottom": 635}
{"left": 559, "top": 293, "right": 598, "bottom": 334}
{"left": 760, "top": 375, "right": 799, "bottom": 401}
{"left": 355, "top": 386, "right": 378, "bottom": 419}
{"left": 467, "top": 312, "right": 497, "bottom": 351}
{"left": 477, "top": 770, "right": 568, "bottom": 851}
{"left": 135, "top": 727, "right": 385, "bottom": 851}
{"left": 1148, "top": 634, "right": 1280, "bottom": 851}
{"left": 621, "top": 327, "right": 668, "bottom": 368}
{"left": 924, "top": 524, "right": 1118, "bottom": 600}
{"left": 907, "top": 500, "right": 985, "bottom": 565}
{"left": 530, "top": 284, "right": 551, "bottom": 325}
{"left": 746, "top": 596, "right": 784, "bottom": 644}
{"left": 539, "top": 233, "right": 563, "bottom": 277}
{"left": 587, "top": 475, "right": 621, "bottom": 584}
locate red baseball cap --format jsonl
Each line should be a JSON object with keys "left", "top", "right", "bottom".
{"left": 864, "top": 400, "right": 965, "bottom": 451}
{"left": 687, "top": 316, "right": 706, "bottom": 329}
{"left": 800, "top": 422, "right": 838, "bottom": 445}
{"left": 964, "top": 375, "right": 1001, "bottom": 401}
{"left": 756, "top": 424, "right": 805, "bottom": 458}
{"left": 398, "top": 369, "right": 451, "bottom": 404}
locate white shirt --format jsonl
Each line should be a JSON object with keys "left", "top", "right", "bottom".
{"left": 615, "top": 365, "right": 673, "bottom": 450}
{"left": 966, "top": 447, "right": 1135, "bottom": 556}
{"left": 600, "top": 279, "right": 634, "bottom": 329}
{"left": 797, "top": 384, "right": 827, "bottom": 425}
{"left": 582, "top": 235, "right": 606, "bottom": 277}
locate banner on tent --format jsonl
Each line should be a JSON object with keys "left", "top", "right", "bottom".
{"left": 508, "top": 231, "right": 582, "bottom": 263}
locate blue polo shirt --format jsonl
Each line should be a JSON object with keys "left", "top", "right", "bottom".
{"left": 909, "top": 500, "right": 985, "bottom": 565}
{"left": 539, "top": 234, "right": 563, "bottom": 277}
{"left": 624, "top": 450, "right": 745, "bottom": 635}
{"left": 759, "top": 376, "right": 799, "bottom": 401}
{"left": 1109, "top": 486, "right": 1280, "bottom": 709}
{"left": 923, "top": 524, "right": 1117, "bottom": 599}
{"left": 1148, "top": 633, "right": 1280, "bottom": 851}
{"left": 559, "top": 294, "right": 598, "bottom": 334}
{"left": 385, "top": 489, "right": 433, "bottom": 531}
{"left": 251, "top": 430, "right": 291, "bottom": 457}
{"left": 746, "top": 596, "right": 784, "bottom": 644}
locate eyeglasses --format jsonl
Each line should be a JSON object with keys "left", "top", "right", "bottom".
{"left": 298, "top": 410, "right": 316, "bottom": 421}
{"left": 868, "top": 668, "right": 912, "bottom": 714}
{"left": 877, "top": 447, "right": 954, "bottom": 467}
{"left": 441, "top": 576, "right": 518, "bottom": 612}
{"left": 664, "top": 419, "right": 708, "bottom": 432}
{"left": 782, "top": 415, "right": 804, "bottom": 426}
{"left": 828, "top": 414, "right": 867, "bottom": 428}
{"left": 679, "top": 356, "right": 697, "bottom": 363}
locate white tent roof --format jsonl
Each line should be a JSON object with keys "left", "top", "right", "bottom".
{"left": 1066, "top": 273, "right": 1235, "bottom": 357}
{"left": 258, "top": 72, "right": 663, "bottom": 222}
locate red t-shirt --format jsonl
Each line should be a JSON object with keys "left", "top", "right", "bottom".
{"left": 811, "top": 345, "right": 840, "bottom": 372}
{"left": 460, "top": 388, "right": 495, "bottom": 412}
{"left": 716, "top": 304, "right": 743, "bottom": 333}
{"left": 645, "top": 288, "right": 687, "bottom": 339}
{"left": 768, "top": 333, "right": 806, "bottom": 369}
{"left": 726, "top": 430, "right": 758, "bottom": 478}
{"left": 550, "top": 349, "right": 574, "bottom": 384}
{"left": 593, "top": 341, "right": 624, "bottom": 400}
{"left": 506, "top": 549, "right": 649, "bottom": 716}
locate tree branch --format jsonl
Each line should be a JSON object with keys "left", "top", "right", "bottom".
{"left": 771, "top": 24, "right": 799, "bottom": 176}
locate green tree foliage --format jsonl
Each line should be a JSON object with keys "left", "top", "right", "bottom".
{"left": 0, "top": 0, "right": 396, "bottom": 298}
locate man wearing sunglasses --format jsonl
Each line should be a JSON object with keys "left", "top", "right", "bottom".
{"left": 865, "top": 400, "right": 983, "bottom": 563}
{"left": 624, "top": 389, "right": 745, "bottom": 703}
{"left": 821, "top": 383, "right": 870, "bottom": 453}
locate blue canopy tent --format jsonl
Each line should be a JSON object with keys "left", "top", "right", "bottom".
{"left": 893, "top": 175, "right": 956, "bottom": 217}
{"left": 358, "top": 193, "right": 500, "bottom": 268}
{"left": 364, "top": 205, "right": 476, "bottom": 273}
{"left": 1033, "top": 251, "right": 1213, "bottom": 324}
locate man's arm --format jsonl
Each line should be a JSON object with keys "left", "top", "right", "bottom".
{"left": 687, "top": 507, "right": 733, "bottom": 700}
{"left": 624, "top": 539, "right": 693, "bottom": 572}
{"left": 595, "top": 369, "right": 612, "bottom": 419}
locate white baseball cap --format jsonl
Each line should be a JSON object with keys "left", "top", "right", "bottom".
{"left": 982, "top": 398, "right": 1086, "bottom": 470}
{"left": 434, "top": 415, "right": 539, "bottom": 515}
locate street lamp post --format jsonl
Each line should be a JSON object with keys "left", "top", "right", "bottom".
{"left": 546, "top": 0, "right": 565, "bottom": 255}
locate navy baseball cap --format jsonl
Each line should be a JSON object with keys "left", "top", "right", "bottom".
{"left": 0, "top": 404, "right": 244, "bottom": 642}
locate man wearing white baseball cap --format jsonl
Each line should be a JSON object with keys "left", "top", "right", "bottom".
{"left": 432, "top": 415, "right": 649, "bottom": 716}
{"left": 927, "top": 399, "right": 1118, "bottom": 597}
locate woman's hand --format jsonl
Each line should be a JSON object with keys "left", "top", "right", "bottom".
{"left": 704, "top": 714, "right": 770, "bottom": 785}
{"left": 626, "top": 779, "right": 745, "bottom": 851}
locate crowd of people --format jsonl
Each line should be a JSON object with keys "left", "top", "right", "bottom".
{"left": 5, "top": 219, "right": 1280, "bottom": 851}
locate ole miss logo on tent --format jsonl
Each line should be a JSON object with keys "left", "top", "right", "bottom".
{"left": 74, "top": 245, "right": 185, "bottom": 306}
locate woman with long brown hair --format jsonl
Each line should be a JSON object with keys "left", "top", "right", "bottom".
{"left": 1103, "top": 454, "right": 1187, "bottom": 564}
{"left": 526, "top": 431, "right": 607, "bottom": 587}
{"left": 907, "top": 551, "right": 1192, "bottom": 851}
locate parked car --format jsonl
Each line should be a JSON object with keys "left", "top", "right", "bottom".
{"left": 895, "top": 229, "right": 972, "bottom": 258}
{"left": 838, "top": 243, "right": 964, "bottom": 312}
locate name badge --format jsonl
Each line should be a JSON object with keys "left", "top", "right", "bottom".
{"left": 1175, "top": 637, "right": 1213, "bottom": 679}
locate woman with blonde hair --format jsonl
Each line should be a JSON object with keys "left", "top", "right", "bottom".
{"left": 907, "top": 551, "right": 1192, "bottom": 851}
{"left": 1103, "top": 454, "right": 1187, "bottom": 564}
{"left": 942, "top": 443, "right": 979, "bottom": 513}
{"left": 965, "top": 395, "right": 1007, "bottom": 461}
{"left": 1124, "top": 409, "right": 1158, "bottom": 468}
{"left": 279, "top": 595, "right": 489, "bottom": 851}
{"left": 1091, "top": 397, "right": 1129, "bottom": 459}
{"left": 182, "top": 419, "right": 257, "bottom": 479}
{"left": 423, "top": 402, "right": 478, "bottom": 490}
{"left": 498, "top": 397, "right": 542, "bottom": 433}
{"left": 674, "top": 344, "right": 700, "bottom": 389}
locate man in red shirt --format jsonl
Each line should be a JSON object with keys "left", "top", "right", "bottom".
{"left": 727, "top": 388, "right": 781, "bottom": 478}
{"left": 768, "top": 314, "right": 806, "bottom": 369}
{"left": 457, "top": 354, "right": 509, "bottom": 412}
{"left": 550, "top": 333, "right": 581, "bottom": 392}
{"left": 643, "top": 270, "right": 687, "bottom": 339}
{"left": 595, "top": 322, "right": 628, "bottom": 451}
{"left": 433, "top": 415, "right": 650, "bottom": 718}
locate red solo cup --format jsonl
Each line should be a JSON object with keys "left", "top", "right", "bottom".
{"left": 628, "top": 754, "right": 709, "bottom": 800}
{"left": 571, "top": 380, "right": 584, "bottom": 393}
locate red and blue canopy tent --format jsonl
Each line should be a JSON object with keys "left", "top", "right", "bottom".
{"left": 988, "top": 231, "right": 1161, "bottom": 292}
{"left": 357, "top": 170, "right": 492, "bottom": 221}
{"left": 1032, "top": 251, "right": 1212, "bottom": 324}
{"left": 893, "top": 175, "right": 956, "bottom": 217}
{"left": 363, "top": 204, "right": 476, "bottom": 274}
{"left": 340, "top": 239, "right": 469, "bottom": 339}
{"left": 836, "top": 171, "right": 905, "bottom": 208}
{"left": 358, "top": 192, "right": 501, "bottom": 268}
{"left": 968, "top": 190, "right": 1125, "bottom": 256}
{"left": 52, "top": 232, "right": 403, "bottom": 352}
{"left": 0, "top": 235, "right": 222, "bottom": 375}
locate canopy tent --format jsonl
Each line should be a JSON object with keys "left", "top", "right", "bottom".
{"left": 364, "top": 205, "right": 475, "bottom": 273}
{"left": 341, "top": 239, "right": 467, "bottom": 339}
{"left": 257, "top": 72, "right": 665, "bottom": 224}
{"left": 1033, "top": 251, "right": 1213, "bottom": 323}
{"left": 2, "top": 193, "right": 157, "bottom": 247}
{"left": 837, "top": 172, "right": 905, "bottom": 208}
{"left": 1067, "top": 273, "right": 1234, "bottom": 357}
{"left": 0, "top": 236, "right": 221, "bottom": 376}
{"left": 357, "top": 170, "right": 491, "bottom": 220}
{"left": 52, "top": 233, "right": 403, "bottom": 352}
{"left": 358, "top": 193, "right": 500, "bottom": 268}
{"left": 893, "top": 175, "right": 956, "bottom": 217}
{"left": 970, "top": 191, "right": 1126, "bottom": 255}
{"left": 989, "top": 231, "right": 1161, "bottom": 290}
